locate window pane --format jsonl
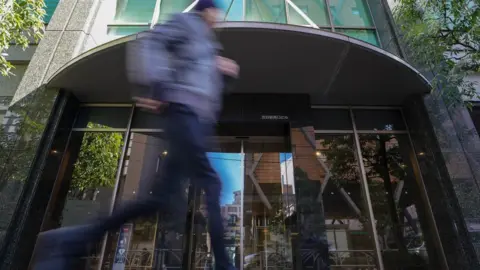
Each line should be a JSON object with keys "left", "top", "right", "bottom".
{"left": 353, "top": 109, "right": 406, "bottom": 131}
{"left": 107, "top": 26, "right": 149, "bottom": 38}
{"left": 242, "top": 140, "right": 294, "bottom": 269}
{"left": 48, "top": 131, "right": 124, "bottom": 268}
{"left": 223, "top": 0, "right": 244, "bottom": 21}
{"left": 158, "top": 0, "right": 194, "bottom": 23}
{"left": 359, "top": 134, "right": 432, "bottom": 268}
{"left": 44, "top": 0, "right": 60, "bottom": 23}
{"left": 102, "top": 132, "right": 185, "bottom": 269}
{"left": 290, "top": 127, "right": 378, "bottom": 268}
{"left": 114, "top": 0, "right": 157, "bottom": 23}
{"left": 312, "top": 109, "right": 352, "bottom": 130}
{"left": 131, "top": 109, "right": 165, "bottom": 129}
{"left": 245, "top": 0, "right": 287, "bottom": 23}
{"left": 74, "top": 107, "right": 132, "bottom": 129}
{"left": 288, "top": 0, "right": 330, "bottom": 27}
{"left": 329, "top": 0, "right": 373, "bottom": 27}
{"left": 336, "top": 29, "right": 380, "bottom": 47}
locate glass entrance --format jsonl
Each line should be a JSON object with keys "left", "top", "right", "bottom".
{"left": 29, "top": 104, "right": 444, "bottom": 270}
{"left": 190, "top": 136, "right": 295, "bottom": 270}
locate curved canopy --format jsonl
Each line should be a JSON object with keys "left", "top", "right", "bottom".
{"left": 47, "top": 22, "right": 430, "bottom": 105}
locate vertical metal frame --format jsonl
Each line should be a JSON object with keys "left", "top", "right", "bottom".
{"left": 284, "top": 0, "right": 290, "bottom": 24}
{"left": 240, "top": 140, "right": 245, "bottom": 270}
{"left": 400, "top": 109, "right": 449, "bottom": 269}
{"left": 364, "top": 0, "right": 383, "bottom": 48}
{"left": 349, "top": 108, "right": 385, "bottom": 270}
{"left": 324, "top": 0, "right": 335, "bottom": 31}
{"left": 96, "top": 105, "right": 135, "bottom": 270}
{"left": 242, "top": 0, "right": 246, "bottom": 21}
{"left": 151, "top": 0, "right": 163, "bottom": 26}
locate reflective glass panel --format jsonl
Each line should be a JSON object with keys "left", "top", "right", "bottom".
{"left": 336, "top": 29, "right": 380, "bottom": 47}
{"left": 222, "top": 0, "right": 244, "bottom": 21}
{"left": 74, "top": 107, "right": 131, "bottom": 129}
{"left": 107, "top": 26, "right": 149, "bottom": 38}
{"left": 289, "top": 127, "right": 377, "bottom": 268}
{"left": 359, "top": 134, "right": 431, "bottom": 268}
{"left": 158, "top": 0, "right": 194, "bottom": 23}
{"left": 38, "top": 131, "right": 125, "bottom": 268}
{"left": 329, "top": 0, "right": 373, "bottom": 27}
{"left": 114, "top": 0, "right": 157, "bottom": 23}
{"left": 312, "top": 109, "right": 352, "bottom": 130}
{"left": 353, "top": 109, "right": 406, "bottom": 131}
{"left": 0, "top": 88, "right": 58, "bottom": 246}
{"left": 102, "top": 132, "right": 187, "bottom": 269}
{"left": 44, "top": 0, "right": 61, "bottom": 23}
{"left": 314, "top": 133, "right": 377, "bottom": 267}
{"left": 288, "top": 0, "right": 330, "bottom": 27}
{"left": 242, "top": 138, "right": 294, "bottom": 270}
{"left": 191, "top": 140, "right": 243, "bottom": 269}
{"left": 245, "top": 0, "right": 287, "bottom": 23}
{"left": 131, "top": 109, "right": 165, "bottom": 130}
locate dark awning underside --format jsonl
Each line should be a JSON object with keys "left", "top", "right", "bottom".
{"left": 47, "top": 22, "right": 430, "bottom": 105}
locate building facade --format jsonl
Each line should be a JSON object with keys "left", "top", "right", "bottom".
{"left": 0, "top": 0, "right": 480, "bottom": 269}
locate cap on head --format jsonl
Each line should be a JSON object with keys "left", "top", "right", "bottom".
{"left": 194, "top": 0, "right": 226, "bottom": 12}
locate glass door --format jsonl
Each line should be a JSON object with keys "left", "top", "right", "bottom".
{"left": 242, "top": 137, "right": 294, "bottom": 270}
{"left": 191, "top": 136, "right": 295, "bottom": 270}
{"left": 189, "top": 138, "right": 243, "bottom": 270}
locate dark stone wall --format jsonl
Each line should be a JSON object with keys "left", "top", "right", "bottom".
{"left": 403, "top": 94, "right": 480, "bottom": 269}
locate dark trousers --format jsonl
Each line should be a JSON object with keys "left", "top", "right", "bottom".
{"left": 94, "top": 103, "right": 230, "bottom": 269}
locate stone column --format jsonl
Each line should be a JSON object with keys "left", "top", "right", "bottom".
{"left": 12, "top": 0, "right": 106, "bottom": 104}
{"left": 403, "top": 94, "right": 480, "bottom": 269}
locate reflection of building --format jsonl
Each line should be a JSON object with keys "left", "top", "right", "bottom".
{"left": 2, "top": 0, "right": 480, "bottom": 269}
{"left": 221, "top": 190, "right": 242, "bottom": 244}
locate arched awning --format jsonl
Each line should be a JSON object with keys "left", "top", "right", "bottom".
{"left": 47, "top": 22, "right": 430, "bottom": 105}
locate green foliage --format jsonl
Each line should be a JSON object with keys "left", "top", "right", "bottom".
{"left": 392, "top": 0, "right": 480, "bottom": 106}
{"left": 70, "top": 123, "right": 123, "bottom": 191}
{"left": 0, "top": 0, "right": 46, "bottom": 76}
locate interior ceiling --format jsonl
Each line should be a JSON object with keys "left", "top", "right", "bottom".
{"left": 47, "top": 22, "right": 430, "bottom": 105}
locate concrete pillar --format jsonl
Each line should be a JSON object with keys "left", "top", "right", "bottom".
{"left": 11, "top": 0, "right": 106, "bottom": 104}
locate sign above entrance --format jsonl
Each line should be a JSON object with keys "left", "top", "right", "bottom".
{"left": 261, "top": 115, "right": 289, "bottom": 120}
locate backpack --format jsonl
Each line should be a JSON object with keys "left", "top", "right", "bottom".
{"left": 126, "top": 23, "right": 185, "bottom": 102}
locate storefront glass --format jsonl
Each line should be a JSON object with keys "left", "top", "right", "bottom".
{"left": 31, "top": 104, "right": 441, "bottom": 270}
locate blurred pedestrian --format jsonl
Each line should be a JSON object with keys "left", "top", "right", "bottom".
{"left": 33, "top": 0, "right": 238, "bottom": 269}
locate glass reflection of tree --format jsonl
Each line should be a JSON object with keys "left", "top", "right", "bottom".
{"left": 321, "top": 133, "right": 426, "bottom": 264}
{"left": 0, "top": 88, "right": 57, "bottom": 244}
{"left": 0, "top": 90, "right": 56, "bottom": 191}
{"left": 69, "top": 123, "right": 123, "bottom": 200}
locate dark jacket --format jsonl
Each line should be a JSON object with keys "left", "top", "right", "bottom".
{"left": 148, "top": 12, "right": 225, "bottom": 122}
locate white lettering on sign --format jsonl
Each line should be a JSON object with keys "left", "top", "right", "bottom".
{"left": 261, "top": 115, "right": 289, "bottom": 120}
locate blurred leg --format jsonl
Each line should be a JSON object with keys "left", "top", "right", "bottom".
{"left": 185, "top": 122, "right": 234, "bottom": 270}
